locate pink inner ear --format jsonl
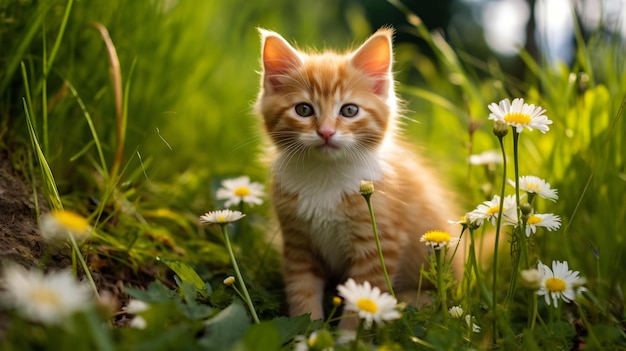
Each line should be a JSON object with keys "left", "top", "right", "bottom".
{"left": 262, "top": 35, "right": 301, "bottom": 90}
{"left": 351, "top": 33, "right": 392, "bottom": 95}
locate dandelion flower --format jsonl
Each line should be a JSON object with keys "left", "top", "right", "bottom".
{"left": 488, "top": 98, "right": 552, "bottom": 133}
{"left": 449, "top": 305, "right": 464, "bottom": 319}
{"left": 508, "top": 175, "right": 558, "bottom": 202}
{"left": 537, "top": 260, "right": 586, "bottom": 307}
{"left": 524, "top": 213, "right": 561, "bottom": 237}
{"left": 465, "top": 315, "right": 481, "bottom": 333}
{"left": 199, "top": 209, "right": 245, "bottom": 224}
{"left": 467, "top": 195, "right": 517, "bottom": 226}
{"left": 1, "top": 265, "right": 92, "bottom": 325}
{"left": 216, "top": 176, "right": 265, "bottom": 207}
{"left": 420, "top": 230, "right": 459, "bottom": 250}
{"left": 468, "top": 150, "right": 503, "bottom": 165}
{"left": 39, "top": 210, "right": 92, "bottom": 242}
{"left": 337, "top": 278, "right": 401, "bottom": 329}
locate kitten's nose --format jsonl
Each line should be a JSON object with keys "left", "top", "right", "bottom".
{"left": 317, "top": 127, "right": 336, "bottom": 142}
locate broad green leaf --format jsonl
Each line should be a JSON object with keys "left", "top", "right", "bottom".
{"left": 199, "top": 303, "right": 250, "bottom": 351}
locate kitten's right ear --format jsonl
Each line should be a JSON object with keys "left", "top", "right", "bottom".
{"left": 258, "top": 28, "right": 301, "bottom": 91}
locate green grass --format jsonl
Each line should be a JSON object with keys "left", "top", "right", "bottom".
{"left": 1, "top": 0, "right": 625, "bottom": 350}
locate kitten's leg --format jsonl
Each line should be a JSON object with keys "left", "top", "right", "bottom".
{"left": 282, "top": 230, "right": 325, "bottom": 320}
{"left": 338, "top": 230, "right": 400, "bottom": 329}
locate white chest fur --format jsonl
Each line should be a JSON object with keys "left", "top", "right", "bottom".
{"left": 273, "top": 151, "right": 384, "bottom": 220}
{"left": 273, "top": 150, "right": 388, "bottom": 274}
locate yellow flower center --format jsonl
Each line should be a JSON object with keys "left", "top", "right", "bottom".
{"left": 31, "top": 288, "right": 61, "bottom": 307}
{"left": 545, "top": 277, "right": 567, "bottom": 292}
{"left": 525, "top": 183, "right": 540, "bottom": 192}
{"left": 504, "top": 112, "right": 531, "bottom": 125}
{"left": 218, "top": 215, "right": 226, "bottom": 222}
{"left": 53, "top": 210, "right": 90, "bottom": 232}
{"left": 487, "top": 206, "right": 501, "bottom": 216}
{"left": 234, "top": 187, "right": 251, "bottom": 197}
{"left": 423, "top": 230, "right": 451, "bottom": 243}
{"left": 356, "top": 297, "right": 378, "bottom": 313}
{"left": 308, "top": 335, "right": 317, "bottom": 347}
{"left": 527, "top": 215, "right": 542, "bottom": 225}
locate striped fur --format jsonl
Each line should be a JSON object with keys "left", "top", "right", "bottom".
{"left": 255, "top": 28, "right": 462, "bottom": 324}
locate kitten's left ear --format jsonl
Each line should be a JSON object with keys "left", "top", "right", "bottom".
{"left": 351, "top": 28, "right": 393, "bottom": 94}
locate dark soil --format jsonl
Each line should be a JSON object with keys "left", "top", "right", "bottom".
{"left": 0, "top": 152, "right": 70, "bottom": 270}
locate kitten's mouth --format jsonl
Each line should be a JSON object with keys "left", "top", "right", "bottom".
{"left": 316, "top": 142, "right": 339, "bottom": 152}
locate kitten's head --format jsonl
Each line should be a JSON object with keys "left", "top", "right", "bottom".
{"left": 255, "top": 28, "right": 398, "bottom": 160}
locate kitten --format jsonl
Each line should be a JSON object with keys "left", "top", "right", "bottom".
{"left": 254, "top": 28, "right": 462, "bottom": 325}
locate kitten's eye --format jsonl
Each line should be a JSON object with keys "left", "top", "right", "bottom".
{"left": 340, "top": 104, "right": 359, "bottom": 117}
{"left": 295, "top": 103, "right": 314, "bottom": 117}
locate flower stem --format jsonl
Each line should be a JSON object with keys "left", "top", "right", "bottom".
{"left": 435, "top": 249, "right": 447, "bottom": 318}
{"left": 468, "top": 229, "right": 491, "bottom": 305}
{"left": 220, "top": 224, "right": 260, "bottom": 323}
{"left": 68, "top": 233, "right": 99, "bottom": 298}
{"left": 492, "top": 134, "right": 507, "bottom": 341}
{"left": 352, "top": 319, "right": 365, "bottom": 351}
{"left": 530, "top": 291, "right": 538, "bottom": 331}
{"left": 363, "top": 194, "right": 395, "bottom": 297}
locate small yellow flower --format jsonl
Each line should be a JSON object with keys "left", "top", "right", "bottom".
{"left": 332, "top": 296, "right": 342, "bottom": 306}
{"left": 223, "top": 276, "right": 235, "bottom": 286}
{"left": 39, "top": 210, "right": 92, "bottom": 242}
{"left": 420, "top": 230, "right": 459, "bottom": 250}
{"left": 359, "top": 180, "right": 374, "bottom": 196}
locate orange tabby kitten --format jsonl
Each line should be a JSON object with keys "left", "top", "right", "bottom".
{"left": 255, "top": 28, "right": 462, "bottom": 325}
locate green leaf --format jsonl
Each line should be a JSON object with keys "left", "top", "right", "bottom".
{"left": 199, "top": 303, "right": 250, "bottom": 351}
{"left": 161, "top": 259, "right": 211, "bottom": 299}
{"left": 231, "top": 321, "right": 282, "bottom": 351}
{"left": 270, "top": 314, "right": 313, "bottom": 345}
{"left": 125, "top": 280, "right": 176, "bottom": 303}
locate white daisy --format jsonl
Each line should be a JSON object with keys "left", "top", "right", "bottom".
{"left": 508, "top": 175, "right": 558, "bottom": 202}
{"left": 337, "top": 278, "right": 401, "bottom": 329}
{"left": 468, "top": 150, "right": 503, "bottom": 165}
{"left": 216, "top": 176, "right": 265, "bottom": 207}
{"left": 448, "top": 305, "right": 464, "bottom": 319}
{"left": 1, "top": 265, "right": 92, "bottom": 325}
{"left": 199, "top": 209, "right": 246, "bottom": 224}
{"left": 488, "top": 98, "right": 552, "bottom": 134}
{"left": 537, "top": 260, "right": 586, "bottom": 307}
{"left": 524, "top": 213, "right": 561, "bottom": 237}
{"left": 420, "top": 230, "right": 459, "bottom": 250}
{"left": 39, "top": 210, "right": 93, "bottom": 242}
{"left": 467, "top": 195, "right": 517, "bottom": 227}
